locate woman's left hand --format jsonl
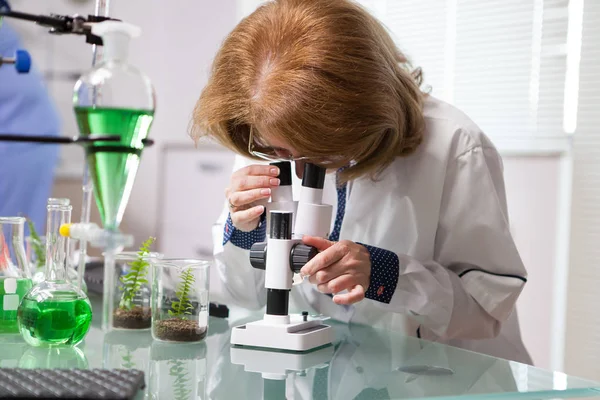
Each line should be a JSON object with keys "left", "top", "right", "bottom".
{"left": 300, "top": 236, "right": 371, "bottom": 305}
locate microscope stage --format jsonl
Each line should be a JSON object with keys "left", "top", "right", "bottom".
{"left": 230, "top": 314, "right": 333, "bottom": 352}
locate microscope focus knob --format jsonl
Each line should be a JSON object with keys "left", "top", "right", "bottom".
{"left": 290, "top": 244, "right": 318, "bottom": 273}
{"left": 249, "top": 242, "right": 268, "bottom": 270}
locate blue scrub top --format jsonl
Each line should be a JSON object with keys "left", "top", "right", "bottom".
{"left": 0, "top": 21, "right": 61, "bottom": 235}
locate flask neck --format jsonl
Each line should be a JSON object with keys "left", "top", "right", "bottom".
{"left": 44, "top": 205, "right": 72, "bottom": 282}
{"left": 102, "top": 32, "right": 130, "bottom": 63}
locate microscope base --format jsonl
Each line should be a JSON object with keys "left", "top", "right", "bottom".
{"left": 231, "top": 344, "right": 334, "bottom": 379}
{"left": 230, "top": 314, "right": 333, "bottom": 352}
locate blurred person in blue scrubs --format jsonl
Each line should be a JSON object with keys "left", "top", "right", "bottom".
{"left": 0, "top": 19, "right": 61, "bottom": 232}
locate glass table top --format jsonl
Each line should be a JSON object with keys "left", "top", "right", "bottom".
{"left": 1, "top": 294, "right": 599, "bottom": 400}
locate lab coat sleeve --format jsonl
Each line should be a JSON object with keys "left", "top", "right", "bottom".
{"left": 211, "top": 155, "right": 268, "bottom": 310}
{"left": 366, "top": 145, "right": 527, "bottom": 340}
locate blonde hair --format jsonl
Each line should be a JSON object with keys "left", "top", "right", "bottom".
{"left": 190, "top": 0, "right": 425, "bottom": 183}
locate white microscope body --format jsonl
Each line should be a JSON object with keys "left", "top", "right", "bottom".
{"left": 230, "top": 162, "right": 334, "bottom": 352}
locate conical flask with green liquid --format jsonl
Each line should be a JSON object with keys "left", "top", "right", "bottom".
{"left": 73, "top": 21, "right": 156, "bottom": 231}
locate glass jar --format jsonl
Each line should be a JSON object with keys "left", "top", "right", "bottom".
{"left": 0, "top": 217, "right": 32, "bottom": 334}
{"left": 149, "top": 340, "right": 207, "bottom": 400}
{"left": 151, "top": 259, "right": 210, "bottom": 343}
{"left": 109, "top": 251, "right": 163, "bottom": 331}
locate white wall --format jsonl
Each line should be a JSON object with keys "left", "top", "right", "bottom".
{"left": 503, "top": 154, "right": 566, "bottom": 369}
{"left": 108, "top": 0, "right": 238, "bottom": 243}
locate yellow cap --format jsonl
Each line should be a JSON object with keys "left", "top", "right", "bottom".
{"left": 59, "top": 223, "right": 71, "bottom": 237}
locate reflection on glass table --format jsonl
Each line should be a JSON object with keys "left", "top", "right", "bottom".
{"left": 149, "top": 340, "right": 207, "bottom": 400}
{"left": 0, "top": 295, "right": 599, "bottom": 400}
{"left": 103, "top": 329, "right": 153, "bottom": 372}
{"left": 18, "top": 346, "right": 88, "bottom": 369}
{"left": 207, "top": 315, "right": 600, "bottom": 400}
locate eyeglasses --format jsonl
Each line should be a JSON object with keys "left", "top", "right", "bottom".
{"left": 248, "top": 125, "right": 311, "bottom": 162}
{"left": 247, "top": 126, "right": 347, "bottom": 167}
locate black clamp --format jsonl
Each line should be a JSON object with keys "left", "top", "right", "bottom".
{"left": 0, "top": 134, "right": 155, "bottom": 147}
{"left": 0, "top": 7, "right": 121, "bottom": 46}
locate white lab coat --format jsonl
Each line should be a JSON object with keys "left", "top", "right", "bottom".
{"left": 211, "top": 95, "right": 532, "bottom": 365}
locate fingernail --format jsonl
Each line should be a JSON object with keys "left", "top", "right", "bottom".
{"left": 261, "top": 188, "right": 271, "bottom": 195}
{"left": 270, "top": 167, "right": 279, "bottom": 175}
{"left": 270, "top": 178, "right": 280, "bottom": 186}
{"left": 256, "top": 206, "right": 265, "bottom": 214}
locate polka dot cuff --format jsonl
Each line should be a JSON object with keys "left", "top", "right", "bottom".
{"left": 223, "top": 213, "right": 266, "bottom": 250}
{"left": 359, "top": 243, "right": 399, "bottom": 304}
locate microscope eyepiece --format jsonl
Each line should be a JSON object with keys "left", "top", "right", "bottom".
{"left": 302, "top": 163, "right": 326, "bottom": 189}
{"left": 269, "top": 161, "right": 292, "bottom": 186}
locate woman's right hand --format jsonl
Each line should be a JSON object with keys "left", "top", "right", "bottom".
{"left": 225, "top": 164, "right": 280, "bottom": 231}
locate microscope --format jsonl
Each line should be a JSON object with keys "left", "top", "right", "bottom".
{"left": 230, "top": 162, "right": 334, "bottom": 352}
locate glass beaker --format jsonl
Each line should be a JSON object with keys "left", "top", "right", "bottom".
{"left": 17, "top": 203, "right": 93, "bottom": 347}
{"left": 0, "top": 217, "right": 32, "bottom": 334}
{"left": 151, "top": 259, "right": 210, "bottom": 343}
{"left": 148, "top": 340, "right": 207, "bottom": 400}
{"left": 110, "top": 251, "right": 163, "bottom": 330}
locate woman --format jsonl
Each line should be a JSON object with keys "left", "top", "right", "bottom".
{"left": 191, "top": 0, "right": 531, "bottom": 364}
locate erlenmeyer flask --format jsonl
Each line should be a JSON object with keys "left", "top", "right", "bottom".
{"left": 73, "top": 21, "right": 155, "bottom": 231}
{"left": 0, "top": 217, "right": 32, "bottom": 334}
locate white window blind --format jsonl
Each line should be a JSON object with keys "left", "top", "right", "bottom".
{"left": 358, "top": 0, "right": 571, "bottom": 153}
{"left": 565, "top": 0, "right": 600, "bottom": 380}
{"left": 236, "top": 0, "right": 571, "bottom": 152}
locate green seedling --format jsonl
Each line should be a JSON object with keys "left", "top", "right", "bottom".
{"left": 118, "top": 237, "right": 155, "bottom": 310}
{"left": 168, "top": 267, "right": 195, "bottom": 319}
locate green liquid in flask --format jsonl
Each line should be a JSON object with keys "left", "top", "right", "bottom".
{"left": 18, "top": 291, "right": 92, "bottom": 347}
{"left": 0, "top": 278, "right": 32, "bottom": 334}
{"left": 74, "top": 107, "right": 154, "bottom": 230}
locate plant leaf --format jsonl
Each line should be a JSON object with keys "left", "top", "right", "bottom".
{"left": 117, "top": 236, "right": 155, "bottom": 310}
